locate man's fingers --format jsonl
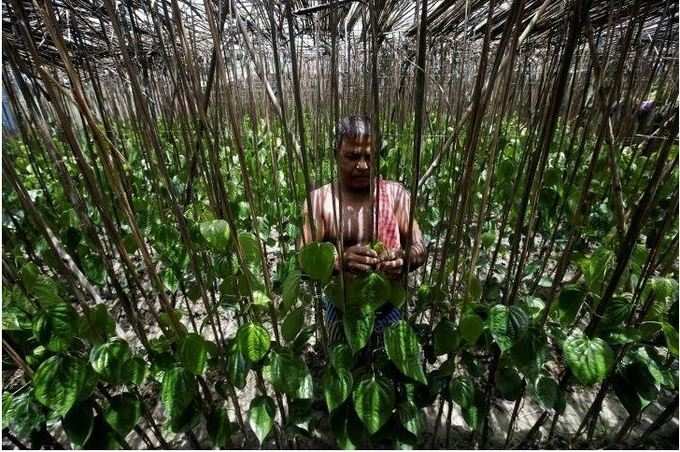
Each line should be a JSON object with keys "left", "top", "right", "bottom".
{"left": 348, "top": 262, "right": 372, "bottom": 273}
{"left": 379, "top": 258, "right": 403, "bottom": 269}
{"left": 350, "top": 245, "right": 378, "bottom": 258}
{"left": 346, "top": 253, "right": 378, "bottom": 266}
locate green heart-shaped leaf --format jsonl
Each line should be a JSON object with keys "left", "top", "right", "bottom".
{"left": 237, "top": 323, "right": 271, "bottom": 363}
{"left": 161, "top": 367, "right": 197, "bottom": 419}
{"left": 248, "top": 396, "right": 276, "bottom": 445}
{"left": 299, "top": 242, "right": 336, "bottom": 283}
{"left": 384, "top": 321, "right": 427, "bottom": 384}
{"left": 104, "top": 393, "right": 142, "bottom": 436}
{"left": 180, "top": 333, "right": 209, "bottom": 375}
{"left": 563, "top": 333, "right": 614, "bottom": 385}
{"left": 352, "top": 374, "right": 395, "bottom": 434}
{"left": 33, "top": 356, "right": 92, "bottom": 416}
{"left": 323, "top": 367, "right": 353, "bottom": 412}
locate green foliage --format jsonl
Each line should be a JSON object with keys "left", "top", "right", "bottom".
{"left": 249, "top": 396, "right": 276, "bottom": 445}
{"left": 563, "top": 333, "right": 615, "bottom": 385}
{"left": 343, "top": 305, "right": 375, "bottom": 353}
{"left": 161, "top": 367, "right": 197, "bottom": 421}
{"left": 33, "top": 302, "right": 79, "bottom": 352}
{"left": 237, "top": 323, "right": 271, "bottom": 363}
{"left": 179, "top": 333, "right": 209, "bottom": 375}
{"left": 323, "top": 367, "right": 353, "bottom": 412}
{"left": 384, "top": 321, "right": 427, "bottom": 384}
{"left": 63, "top": 402, "right": 95, "bottom": 447}
{"left": 33, "top": 356, "right": 94, "bottom": 416}
{"left": 207, "top": 407, "right": 233, "bottom": 448}
{"left": 90, "top": 338, "right": 132, "bottom": 384}
{"left": 299, "top": 242, "right": 336, "bottom": 283}
{"left": 352, "top": 373, "right": 395, "bottom": 434}
{"left": 200, "top": 219, "right": 231, "bottom": 251}
{"left": 104, "top": 393, "right": 142, "bottom": 436}
{"left": 487, "top": 304, "right": 529, "bottom": 351}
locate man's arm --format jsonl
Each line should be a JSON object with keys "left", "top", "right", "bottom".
{"left": 395, "top": 185, "right": 427, "bottom": 271}
{"left": 299, "top": 191, "right": 325, "bottom": 248}
{"left": 376, "top": 184, "right": 427, "bottom": 276}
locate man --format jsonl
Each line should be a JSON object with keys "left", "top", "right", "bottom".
{"left": 301, "top": 115, "right": 427, "bottom": 344}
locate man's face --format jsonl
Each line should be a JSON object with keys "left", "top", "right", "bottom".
{"left": 338, "top": 135, "right": 372, "bottom": 191}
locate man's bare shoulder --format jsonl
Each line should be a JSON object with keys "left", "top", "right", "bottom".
{"left": 310, "top": 182, "right": 333, "bottom": 197}
{"left": 382, "top": 179, "right": 411, "bottom": 198}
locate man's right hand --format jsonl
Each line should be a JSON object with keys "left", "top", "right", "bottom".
{"left": 336, "top": 244, "right": 379, "bottom": 274}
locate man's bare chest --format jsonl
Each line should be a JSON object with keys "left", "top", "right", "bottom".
{"left": 324, "top": 199, "right": 374, "bottom": 246}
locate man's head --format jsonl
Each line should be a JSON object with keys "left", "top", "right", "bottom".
{"left": 335, "top": 115, "right": 373, "bottom": 191}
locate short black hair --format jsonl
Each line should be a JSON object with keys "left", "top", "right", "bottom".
{"left": 335, "top": 115, "right": 372, "bottom": 152}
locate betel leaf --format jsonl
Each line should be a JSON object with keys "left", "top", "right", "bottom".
{"left": 2, "top": 392, "right": 13, "bottom": 429}
{"left": 459, "top": 312, "right": 483, "bottom": 345}
{"left": 387, "top": 282, "right": 407, "bottom": 309}
{"left": 33, "top": 356, "right": 91, "bottom": 416}
{"left": 344, "top": 306, "right": 375, "bottom": 354}
{"left": 384, "top": 321, "right": 427, "bottom": 384}
{"left": 467, "top": 274, "right": 482, "bottom": 301}
{"left": 3, "top": 306, "right": 32, "bottom": 332}
{"left": 80, "top": 304, "right": 116, "bottom": 345}
{"left": 563, "top": 333, "right": 614, "bottom": 385}
{"left": 249, "top": 396, "right": 276, "bottom": 445}
{"left": 535, "top": 376, "right": 559, "bottom": 410}
{"left": 281, "top": 269, "right": 301, "bottom": 314}
{"left": 348, "top": 272, "right": 391, "bottom": 310}
{"left": 433, "top": 319, "right": 460, "bottom": 356}
{"left": 352, "top": 373, "right": 395, "bottom": 434}
{"left": 398, "top": 401, "right": 424, "bottom": 438}
{"left": 199, "top": 219, "right": 231, "bottom": 252}
{"left": 62, "top": 402, "right": 95, "bottom": 447}
{"left": 661, "top": 322, "right": 679, "bottom": 357}
{"left": 6, "top": 391, "right": 45, "bottom": 439}
{"left": 236, "top": 323, "right": 271, "bottom": 363}
{"left": 180, "top": 333, "right": 209, "bottom": 375}
{"left": 613, "top": 372, "right": 644, "bottom": 416}
{"left": 104, "top": 393, "right": 142, "bottom": 436}
{"left": 488, "top": 304, "right": 529, "bottom": 351}
{"left": 449, "top": 376, "right": 474, "bottom": 409}
{"left": 169, "top": 401, "right": 201, "bottom": 434}
{"left": 33, "top": 302, "right": 79, "bottom": 352}
{"left": 495, "top": 367, "right": 524, "bottom": 401}
{"left": 31, "top": 276, "right": 64, "bottom": 307}
{"left": 123, "top": 357, "right": 148, "bottom": 385}
{"left": 323, "top": 367, "right": 353, "bottom": 412}
{"left": 600, "top": 297, "right": 632, "bottom": 330}
{"left": 556, "top": 286, "right": 585, "bottom": 326}
{"left": 252, "top": 290, "right": 271, "bottom": 307}
{"left": 238, "top": 231, "right": 260, "bottom": 265}
{"left": 462, "top": 405, "right": 479, "bottom": 430}
{"left": 282, "top": 307, "right": 305, "bottom": 342}
{"left": 207, "top": 407, "right": 233, "bottom": 448}
{"left": 225, "top": 346, "right": 249, "bottom": 389}
{"left": 296, "top": 371, "right": 314, "bottom": 400}
{"left": 298, "top": 242, "right": 336, "bottom": 283}
{"left": 265, "top": 349, "right": 308, "bottom": 396}
{"left": 330, "top": 343, "right": 354, "bottom": 371}
{"left": 89, "top": 338, "right": 132, "bottom": 384}
{"left": 161, "top": 367, "right": 197, "bottom": 419}
{"left": 82, "top": 415, "right": 121, "bottom": 449}
{"left": 623, "top": 362, "right": 658, "bottom": 402}
{"left": 330, "top": 404, "right": 365, "bottom": 450}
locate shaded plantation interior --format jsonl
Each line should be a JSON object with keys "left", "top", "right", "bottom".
{"left": 1, "top": 0, "right": 679, "bottom": 449}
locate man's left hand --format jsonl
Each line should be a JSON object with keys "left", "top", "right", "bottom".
{"left": 376, "top": 250, "right": 404, "bottom": 277}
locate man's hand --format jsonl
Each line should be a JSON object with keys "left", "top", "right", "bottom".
{"left": 336, "top": 244, "right": 379, "bottom": 274}
{"left": 376, "top": 249, "right": 404, "bottom": 277}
